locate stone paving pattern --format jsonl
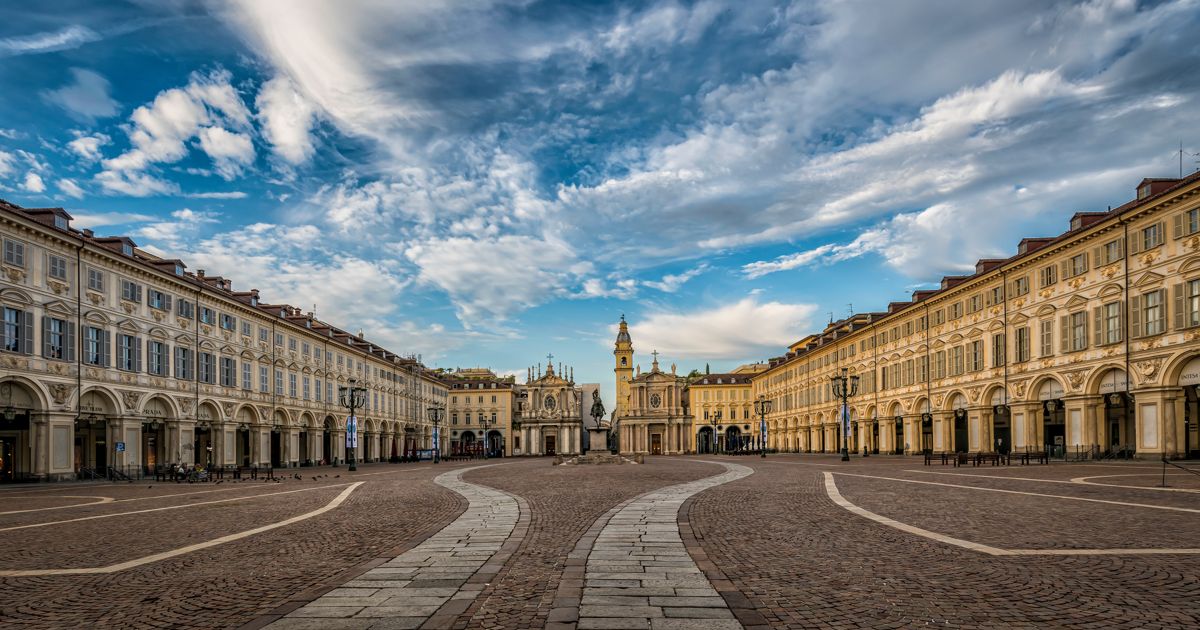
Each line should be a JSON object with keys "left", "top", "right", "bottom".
{"left": 689, "top": 455, "right": 1200, "bottom": 629}
{"left": 457, "top": 458, "right": 720, "bottom": 630}
{"left": 266, "top": 465, "right": 523, "bottom": 630}
{"left": 572, "top": 461, "right": 753, "bottom": 630}
{"left": 0, "top": 464, "right": 470, "bottom": 629}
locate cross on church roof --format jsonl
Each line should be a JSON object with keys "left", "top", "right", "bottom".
{"left": 546, "top": 352, "right": 554, "bottom": 364}
{"left": 651, "top": 349, "right": 659, "bottom": 362}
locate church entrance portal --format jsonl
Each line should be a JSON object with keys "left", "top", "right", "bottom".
{"left": 650, "top": 433, "right": 662, "bottom": 455}
{"left": 544, "top": 434, "right": 556, "bottom": 456}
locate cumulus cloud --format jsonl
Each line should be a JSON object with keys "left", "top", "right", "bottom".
{"left": 623, "top": 296, "right": 817, "bottom": 361}
{"left": 57, "top": 178, "right": 85, "bottom": 199}
{"left": 255, "top": 75, "right": 317, "bottom": 164}
{"left": 643, "top": 265, "right": 707, "bottom": 293}
{"left": 22, "top": 172, "right": 46, "bottom": 193}
{"left": 41, "top": 68, "right": 120, "bottom": 121}
{"left": 0, "top": 151, "right": 15, "bottom": 178}
{"left": 98, "top": 68, "right": 253, "bottom": 194}
{"left": 67, "top": 132, "right": 111, "bottom": 162}
{"left": 70, "top": 211, "right": 157, "bottom": 230}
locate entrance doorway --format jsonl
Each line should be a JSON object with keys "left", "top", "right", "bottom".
{"left": 993, "top": 408, "right": 1012, "bottom": 455}
{"left": 487, "top": 430, "right": 503, "bottom": 457}
{"left": 270, "top": 430, "right": 282, "bottom": 467}
{"left": 651, "top": 433, "right": 662, "bottom": 455}
{"left": 871, "top": 421, "right": 880, "bottom": 454}
{"left": 920, "top": 415, "right": 933, "bottom": 453}
{"left": 544, "top": 434, "right": 557, "bottom": 456}
{"left": 1105, "top": 393, "right": 1134, "bottom": 456}
{"left": 1043, "top": 400, "right": 1066, "bottom": 457}
{"left": 299, "top": 431, "right": 309, "bottom": 463}
{"left": 1186, "top": 386, "right": 1200, "bottom": 459}
{"left": 953, "top": 410, "right": 969, "bottom": 453}
{"left": 697, "top": 427, "right": 714, "bottom": 454}
{"left": 725, "top": 426, "right": 741, "bottom": 452}
{"left": 323, "top": 418, "right": 334, "bottom": 464}
{"left": 894, "top": 417, "right": 904, "bottom": 454}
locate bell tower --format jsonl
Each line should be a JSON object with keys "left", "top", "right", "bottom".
{"left": 613, "top": 314, "right": 634, "bottom": 418}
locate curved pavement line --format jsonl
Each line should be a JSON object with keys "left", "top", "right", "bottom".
{"left": 0, "top": 482, "right": 364, "bottom": 577}
{"left": 0, "top": 483, "right": 356, "bottom": 532}
{"left": 824, "top": 472, "right": 1200, "bottom": 556}
{"left": 578, "top": 461, "right": 754, "bottom": 630}
{"left": 907, "top": 468, "right": 1200, "bottom": 494}
{"left": 267, "top": 464, "right": 522, "bottom": 630}
{"left": 0, "top": 496, "right": 114, "bottom": 515}
{"left": 1070, "top": 473, "right": 1200, "bottom": 493}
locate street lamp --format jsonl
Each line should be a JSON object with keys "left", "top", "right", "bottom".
{"left": 709, "top": 410, "right": 721, "bottom": 455}
{"left": 427, "top": 404, "right": 445, "bottom": 464}
{"left": 338, "top": 378, "right": 368, "bottom": 472}
{"left": 830, "top": 367, "right": 859, "bottom": 462}
{"left": 754, "top": 395, "right": 772, "bottom": 458}
{"left": 479, "top": 413, "right": 491, "bottom": 459}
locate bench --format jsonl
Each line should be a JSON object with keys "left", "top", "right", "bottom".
{"left": 972, "top": 452, "right": 1003, "bottom": 467}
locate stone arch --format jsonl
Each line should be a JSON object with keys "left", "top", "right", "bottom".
{"left": 1031, "top": 375, "right": 1066, "bottom": 401}
{"left": 0, "top": 376, "right": 49, "bottom": 411}
{"left": 139, "top": 394, "right": 179, "bottom": 419}
{"left": 982, "top": 384, "right": 1009, "bottom": 408}
{"left": 1086, "top": 364, "right": 1132, "bottom": 395}
{"left": 943, "top": 391, "right": 969, "bottom": 411}
{"left": 1178, "top": 255, "right": 1200, "bottom": 275}
{"left": 298, "top": 411, "right": 316, "bottom": 429}
{"left": 1163, "top": 352, "right": 1200, "bottom": 389}
{"left": 196, "top": 400, "right": 222, "bottom": 425}
{"left": 272, "top": 409, "right": 290, "bottom": 428}
{"left": 79, "top": 386, "right": 121, "bottom": 416}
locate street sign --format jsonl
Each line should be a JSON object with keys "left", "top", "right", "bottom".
{"left": 346, "top": 416, "right": 359, "bottom": 449}
{"left": 115, "top": 441, "right": 125, "bottom": 453}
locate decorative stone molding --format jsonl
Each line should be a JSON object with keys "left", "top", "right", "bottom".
{"left": 120, "top": 301, "right": 135, "bottom": 315}
{"left": 1011, "top": 380, "right": 1028, "bottom": 399}
{"left": 1134, "top": 358, "right": 1164, "bottom": 385}
{"left": 176, "top": 396, "right": 195, "bottom": 415}
{"left": 152, "top": 310, "right": 165, "bottom": 322}
{"left": 49, "top": 383, "right": 75, "bottom": 406}
{"left": 47, "top": 362, "right": 68, "bottom": 375}
{"left": 121, "top": 390, "right": 142, "bottom": 409}
{"left": 1065, "top": 370, "right": 1086, "bottom": 391}
{"left": 256, "top": 405, "right": 272, "bottom": 422}
{"left": 85, "top": 367, "right": 101, "bottom": 380}
{"left": 3, "top": 266, "right": 24, "bottom": 283}
{"left": 48, "top": 279, "right": 68, "bottom": 295}
{"left": 220, "top": 401, "right": 236, "bottom": 417}
{"left": 177, "top": 318, "right": 190, "bottom": 329}
{"left": 87, "top": 291, "right": 104, "bottom": 306}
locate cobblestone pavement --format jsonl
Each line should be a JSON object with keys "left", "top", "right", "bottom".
{"left": 688, "top": 454, "right": 1200, "bottom": 629}
{"left": 0, "top": 462, "right": 471, "bottom": 629}
{"left": 266, "top": 465, "right": 523, "bottom": 630}
{"left": 573, "top": 461, "right": 753, "bottom": 630}
{"left": 457, "top": 458, "right": 720, "bottom": 630}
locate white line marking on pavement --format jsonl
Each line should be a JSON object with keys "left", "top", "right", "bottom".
{"left": 0, "top": 483, "right": 353, "bottom": 532}
{"left": 0, "top": 496, "right": 114, "bottom": 515}
{"left": 903, "top": 468, "right": 1200, "bottom": 495}
{"left": 823, "top": 473, "right": 1200, "bottom": 556}
{"left": 0, "top": 482, "right": 364, "bottom": 576}
{"left": 852, "top": 471, "right": 1200, "bottom": 513}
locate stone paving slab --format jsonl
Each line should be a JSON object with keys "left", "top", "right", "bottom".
{"left": 265, "top": 465, "right": 521, "bottom": 630}
{"left": 574, "top": 462, "right": 753, "bottom": 630}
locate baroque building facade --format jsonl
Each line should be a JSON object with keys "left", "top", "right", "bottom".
{"left": 611, "top": 321, "right": 692, "bottom": 455}
{"left": 688, "top": 365, "right": 766, "bottom": 453}
{"left": 0, "top": 200, "right": 448, "bottom": 482}
{"left": 442, "top": 368, "right": 514, "bottom": 457}
{"left": 751, "top": 174, "right": 1200, "bottom": 460}
{"left": 515, "top": 358, "right": 583, "bottom": 456}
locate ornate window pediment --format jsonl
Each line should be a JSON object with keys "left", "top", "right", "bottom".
{"left": 1064, "top": 295, "right": 1089, "bottom": 311}
{"left": 1035, "top": 304, "right": 1056, "bottom": 317}
{"left": 1096, "top": 283, "right": 1123, "bottom": 298}
{"left": 42, "top": 299, "right": 74, "bottom": 316}
{"left": 1010, "top": 313, "right": 1030, "bottom": 324}
{"left": 0, "top": 287, "right": 34, "bottom": 306}
{"left": 967, "top": 328, "right": 984, "bottom": 338}
{"left": 84, "top": 310, "right": 112, "bottom": 325}
{"left": 1179, "top": 255, "right": 1200, "bottom": 276}
{"left": 1132, "top": 271, "right": 1166, "bottom": 289}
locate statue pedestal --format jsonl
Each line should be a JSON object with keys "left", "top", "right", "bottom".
{"left": 586, "top": 428, "right": 610, "bottom": 453}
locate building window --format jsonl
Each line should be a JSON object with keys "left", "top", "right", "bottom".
{"left": 1098, "top": 301, "right": 1122, "bottom": 345}
{"left": 949, "top": 302, "right": 963, "bottom": 320}
{"left": 303, "top": 377, "right": 311, "bottom": 400}
{"left": 289, "top": 373, "right": 297, "bottom": 398}
{"left": 917, "top": 356, "right": 928, "bottom": 382}
{"left": 1039, "top": 265, "right": 1057, "bottom": 288}
{"left": 949, "top": 346, "right": 964, "bottom": 376}
{"left": 991, "top": 333, "right": 1005, "bottom": 368}
{"left": 966, "top": 340, "right": 983, "bottom": 372}
{"left": 275, "top": 332, "right": 284, "bottom": 347}
{"left": 177, "top": 299, "right": 194, "bottom": 319}
{"left": 1141, "top": 223, "right": 1163, "bottom": 251}
{"left": 1181, "top": 279, "right": 1200, "bottom": 329}
{"left": 288, "top": 337, "right": 297, "bottom": 352}
{"left": 175, "top": 347, "right": 193, "bottom": 380}
{"left": 242, "top": 362, "right": 252, "bottom": 389}
{"left": 966, "top": 294, "right": 983, "bottom": 314}
{"left": 326, "top": 381, "right": 333, "bottom": 401}
{"left": 149, "top": 341, "right": 168, "bottom": 376}
{"left": 2, "top": 308, "right": 26, "bottom": 353}
{"left": 260, "top": 366, "right": 269, "bottom": 393}
{"left": 241, "top": 321, "right": 251, "bottom": 337}
{"left": 1065, "top": 253, "right": 1088, "bottom": 278}
{"left": 117, "top": 334, "right": 139, "bottom": 372}
{"left": 1063, "top": 312, "right": 1088, "bottom": 352}
{"left": 220, "top": 313, "right": 236, "bottom": 331}
{"left": 988, "top": 287, "right": 1004, "bottom": 307}
{"left": 198, "top": 352, "right": 216, "bottom": 384}
{"left": 1177, "top": 208, "right": 1200, "bottom": 238}
{"left": 220, "top": 357, "right": 236, "bottom": 387}
{"left": 42, "top": 317, "right": 72, "bottom": 361}
{"left": 87, "top": 268, "right": 105, "bottom": 292}
{"left": 84, "top": 326, "right": 108, "bottom": 366}
{"left": 1011, "top": 276, "right": 1029, "bottom": 297}
{"left": 1040, "top": 320, "right": 1054, "bottom": 357}
{"left": 1015, "top": 326, "right": 1030, "bottom": 363}
{"left": 120, "top": 279, "right": 143, "bottom": 303}
{"left": 315, "top": 378, "right": 322, "bottom": 401}
{"left": 148, "top": 289, "right": 171, "bottom": 310}
{"left": 1100, "top": 238, "right": 1124, "bottom": 266}
{"left": 259, "top": 326, "right": 269, "bottom": 342}
{"left": 48, "top": 255, "right": 67, "bottom": 281}
{"left": 275, "top": 369, "right": 284, "bottom": 395}
{"left": 199, "top": 307, "right": 215, "bottom": 325}
{"left": 1137, "top": 289, "right": 1167, "bottom": 337}
{"left": 3, "top": 239, "right": 25, "bottom": 267}
{"left": 932, "top": 309, "right": 945, "bottom": 326}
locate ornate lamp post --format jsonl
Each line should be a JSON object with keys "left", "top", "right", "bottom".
{"left": 754, "top": 396, "right": 772, "bottom": 458}
{"left": 338, "top": 378, "right": 368, "bottom": 472}
{"left": 427, "top": 404, "right": 445, "bottom": 464}
{"left": 479, "top": 413, "right": 491, "bottom": 459}
{"left": 830, "top": 367, "right": 859, "bottom": 462}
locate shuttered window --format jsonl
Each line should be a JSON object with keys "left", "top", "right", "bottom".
{"left": 991, "top": 333, "right": 1005, "bottom": 368}
{"left": 1093, "top": 301, "right": 1123, "bottom": 346}
{"left": 1173, "top": 208, "right": 1200, "bottom": 239}
{"left": 117, "top": 334, "right": 141, "bottom": 372}
{"left": 1131, "top": 289, "right": 1168, "bottom": 337}
{"left": 1131, "top": 222, "right": 1167, "bottom": 254}
{"left": 1015, "top": 327, "right": 1030, "bottom": 363}
{"left": 1040, "top": 319, "right": 1054, "bottom": 357}
{"left": 3, "top": 239, "right": 25, "bottom": 267}
{"left": 1175, "top": 280, "right": 1200, "bottom": 330}
{"left": 41, "top": 317, "right": 74, "bottom": 361}
{"left": 1060, "top": 312, "right": 1088, "bottom": 353}
{"left": 148, "top": 341, "right": 169, "bottom": 376}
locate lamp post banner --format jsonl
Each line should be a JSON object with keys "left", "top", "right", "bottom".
{"left": 346, "top": 415, "right": 358, "bottom": 449}
{"left": 841, "top": 404, "right": 851, "bottom": 438}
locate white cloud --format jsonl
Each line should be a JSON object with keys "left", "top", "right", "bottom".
{"left": 70, "top": 211, "right": 157, "bottom": 229}
{"left": 255, "top": 75, "right": 317, "bottom": 164}
{"left": 22, "top": 172, "right": 46, "bottom": 193}
{"left": 40, "top": 68, "right": 120, "bottom": 121}
{"left": 67, "top": 132, "right": 111, "bottom": 162}
{"left": 57, "top": 178, "right": 85, "bottom": 199}
{"left": 99, "top": 68, "right": 253, "bottom": 195}
{"left": 623, "top": 296, "right": 817, "bottom": 361}
{"left": 184, "top": 191, "right": 248, "bottom": 199}
{"left": 643, "top": 265, "right": 707, "bottom": 292}
{"left": 0, "top": 25, "right": 101, "bottom": 57}
{"left": 134, "top": 208, "right": 221, "bottom": 249}
{"left": 196, "top": 126, "right": 255, "bottom": 179}
{"left": 0, "top": 151, "right": 15, "bottom": 178}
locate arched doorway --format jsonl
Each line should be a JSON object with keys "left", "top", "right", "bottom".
{"left": 1038, "top": 379, "right": 1066, "bottom": 457}
{"left": 0, "top": 380, "right": 39, "bottom": 482}
{"left": 725, "top": 426, "right": 741, "bottom": 452}
{"left": 404, "top": 427, "right": 416, "bottom": 458}
{"left": 894, "top": 416, "right": 904, "bottom": 454}
{"left": 1097, "top": 368, "right": 1133, "bottom": 456}
{"left": 459, "top": 430, "right": 476, "bottom": 456}
{"left": 486, "top": 430, "right": 503, "bottom": 457}
{"left": 76, "top": 389, "right": 119, "bottom": 475}
{"left": 322, "top": 416, "right": 335, "bottom": 464}
{"left": 949, "top": 394, "right": 968, "bottom": 453}
{"left": 920, "top": 414, "right": 933, "bottom": 453}
{"left": 140, "top": 396, "right": 173, "bottom": 475}
{"left": 697, "top": 426, "right": 714, "bottom": 454}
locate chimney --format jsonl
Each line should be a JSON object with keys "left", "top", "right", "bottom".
{"left": 197, "top": 269, "right": 205, "bottom": 277}
{"left": 82, "top": 229, "right": 94, "bottom": 237}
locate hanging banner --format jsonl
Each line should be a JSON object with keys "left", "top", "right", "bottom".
{"left": 346, "top": 415, "right": 358, "bottom": 449}
{"left": 841, "top": 403, "right": 851, "bottom": 438}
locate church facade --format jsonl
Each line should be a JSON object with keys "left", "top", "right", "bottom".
{"left": 515, "top": 357, "right": 583, "bottom": 456}
{"left": 612, "top": 317, "right": 693, "bottom": 455}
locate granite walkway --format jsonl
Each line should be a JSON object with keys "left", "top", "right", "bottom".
{"left": 264, "top": 465, "right": 523, "bottom": 630}
{"left": 574, "top": 461, "right": 754, "bottom": 630}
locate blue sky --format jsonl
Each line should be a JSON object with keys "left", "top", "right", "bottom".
{"left": 2, "top": 0, "right": 1199, "bottom": 409}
